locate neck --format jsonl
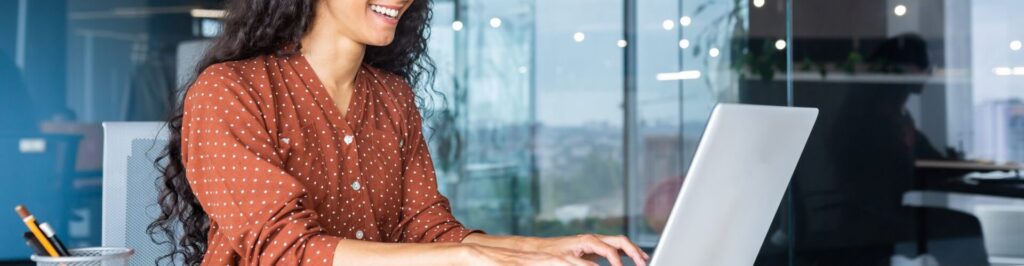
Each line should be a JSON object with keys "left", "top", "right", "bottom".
{"left": 300, "top": 14, "right": 366, "bottom": 93}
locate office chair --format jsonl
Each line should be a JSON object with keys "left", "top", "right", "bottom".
{"left": 102, "top": 122, "right": 177, "bottom": 265}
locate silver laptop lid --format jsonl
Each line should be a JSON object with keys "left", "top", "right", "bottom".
{"left": 650, "top": 103, "right": 818, "bottom": 266}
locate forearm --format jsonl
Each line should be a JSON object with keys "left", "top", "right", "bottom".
{"left": 331, "top": 239, "right": 467, "bottom": 266}
{"left": 461, "top": 233, "right": 538, "bottom": 251}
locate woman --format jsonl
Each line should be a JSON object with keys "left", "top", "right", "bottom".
{"left": 150, "top": 0, "right": 649, "bottom": 265}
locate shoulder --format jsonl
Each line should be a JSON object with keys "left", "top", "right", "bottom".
{"left": 185, "top": 56, "right": 273, "bottom": 107}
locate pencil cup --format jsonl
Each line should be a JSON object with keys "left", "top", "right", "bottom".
{"left": 30, "top": 247, "right": 133, "bottom": 266}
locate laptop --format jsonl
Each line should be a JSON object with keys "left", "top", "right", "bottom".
{"left": 649, "top": 103, "right": 818, "bottom": 266}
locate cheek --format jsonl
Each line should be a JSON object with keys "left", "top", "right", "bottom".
{"left": 337, "top": 2, "right": 398, "bottom": 46}
{"left": 340, "top": 2, "right": 368, "bottom": 25}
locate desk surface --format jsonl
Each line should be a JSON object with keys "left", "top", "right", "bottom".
{"left": 915, "top": 160, "right": 1022, "bottom": 171}
{"left": 914, "top": 160, "right": 1024, "bottom": 199}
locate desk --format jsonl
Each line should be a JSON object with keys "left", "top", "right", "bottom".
{"left": 909, "top": 160, "right": 1024, "bottom": 264}
{"left": 914, "top": 160, "right": 1024, "bottom": 199}
{"left": 915, "top": 160, "right": 1023, "bottom": 171}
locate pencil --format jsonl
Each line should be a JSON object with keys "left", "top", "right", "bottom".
{"left": 15, "top": 205, "right": 60, "bottom": 257}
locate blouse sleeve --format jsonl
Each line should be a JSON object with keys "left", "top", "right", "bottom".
{"left": 181, "top": 70, "right": 341, "bottom": 265}
{"left": 392, "top": 84, "right": 481, "bottom": 243}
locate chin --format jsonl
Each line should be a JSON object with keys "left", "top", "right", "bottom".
{"left": 364, "top": 35, "right": 397, "bottom": 47}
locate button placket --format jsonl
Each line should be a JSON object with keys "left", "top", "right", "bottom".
{"left": 341, "top": 128, "right": 371, "bottom": 239}
{"left": 342, "top": 132, "right": 361, "bottom": 192}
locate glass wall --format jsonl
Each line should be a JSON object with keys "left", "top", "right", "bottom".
{"left": 430, "top": 0, "right": 787, "bottom": 248}
{"left": 428, "top": 0, "right": 540, "bottom": 235}
{"left": 776, "top": 1, "right": 1024, "bottom": 265}
{"left": 2, "top": 0, "right": 1023, "bottom": 265}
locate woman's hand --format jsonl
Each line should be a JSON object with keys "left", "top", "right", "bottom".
{"left": 463, "top": 233, "right": 649, "bottom": 266}
{"left": 459, "top": 244, "right": 598, "bottom": 266}
{"left": 524, "top": 234, "right": 649, "bottom": 266}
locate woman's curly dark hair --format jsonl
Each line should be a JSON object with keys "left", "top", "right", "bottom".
{"left": 147, "top": 0, "right": 437, "bottom": 264}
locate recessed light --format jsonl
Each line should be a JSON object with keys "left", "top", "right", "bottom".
{"left": 679, "top": 16, "right": 692, "bottom": 27}
{"left": 894, "top": 5, "right": 907, "bottom": 16}
{"left": 663, "top": 19, "right": 675, "bottom": 30}
{"left": 573, "top": 32, "right": 586, "bottom": 42}
{"left": 774, "top": 39, "right": 787, "bottom": 50}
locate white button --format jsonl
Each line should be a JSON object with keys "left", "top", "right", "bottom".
{"left": 344, "top": 135, "right": 354, "bottom": 144}
{"left": 351, "top": 181, "right": 361, "bottom": 191}
{"left": 281, "top": 138, "right": 290, "bottom": 144}
{"left": 355, "top": 230, "right": 364, "bottom": 240}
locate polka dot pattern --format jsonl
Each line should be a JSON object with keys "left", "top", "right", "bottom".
{"left": 180, "top": 53, "right": 480, "bottom": 265}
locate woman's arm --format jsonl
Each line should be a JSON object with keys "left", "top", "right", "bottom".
{"left": 182, "top": 71, "right": 344, "bottom": 265}
{"left": 462, "top": 233, "right": 649, "bottom": 266}
{"left": 330, "top": 239, "right": 598, "bottom": 266}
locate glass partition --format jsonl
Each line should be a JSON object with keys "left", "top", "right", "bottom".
{"left": 428, "top": 0, "right": 539, "bottom": 235}
{"left": 783, "top": 1, "right": 1024, "bottom": 265}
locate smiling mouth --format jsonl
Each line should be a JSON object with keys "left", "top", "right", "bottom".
{"left": 370, "top": 4, "right": 399, "bottom": 19}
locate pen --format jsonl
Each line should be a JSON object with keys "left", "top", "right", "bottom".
{"left": 23, "top": 231, "right": 46, "bottom": 256}
{"left": 14, "top": 205, "right": 60, "bottom": 257}
{"left": 39, "top": 222, "right": 70, "bottom": 256}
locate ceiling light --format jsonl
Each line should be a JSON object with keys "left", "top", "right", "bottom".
{"left": 190, "top": 9, "right": 225, "bottom": 19}
{"left": 662, "top": 19, "right": 675, "bottom": 30}
{"left": 774, "top": 39, "right": 787, "bottom": 50}
{"left": 894, "top": 5, "right": 907, "bottom": 16}
{"left": 679, "top": 16, "right": 692, "bottom": 27}
{"left": 656, "top": 70, "right": 702, "bottom": 81}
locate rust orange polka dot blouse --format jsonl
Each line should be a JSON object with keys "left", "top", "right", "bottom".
{"left": 180, "top": 52, "right": 479, "bottom": 265}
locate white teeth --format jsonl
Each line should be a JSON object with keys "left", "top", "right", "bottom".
{"left": 370, "top": 4, "right": 398, "bottom": 18}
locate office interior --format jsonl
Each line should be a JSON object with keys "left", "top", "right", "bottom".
{"left": 1, "top": 0, "right": 1022, "bottom": 265}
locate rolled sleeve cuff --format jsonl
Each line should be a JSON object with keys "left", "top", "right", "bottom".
{"left": 300, "top": 234, "right": 343, "bottom": 265}
{"left": 434, "top": 224, "right": 485, "bottom": 243}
